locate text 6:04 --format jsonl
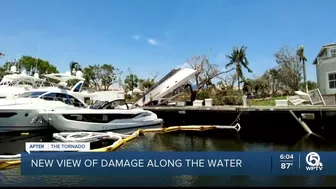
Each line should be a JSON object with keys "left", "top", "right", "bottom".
{"left": 280, "top": 154, "right": 294, "bottom": 159}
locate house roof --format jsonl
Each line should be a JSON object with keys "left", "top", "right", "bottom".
{"left": 313, "top": 43, "right": 336, "bottom": 65}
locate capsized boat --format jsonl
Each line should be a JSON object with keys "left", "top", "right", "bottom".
{"left": 134, "top": 68, "right": 198, "bottom": 106}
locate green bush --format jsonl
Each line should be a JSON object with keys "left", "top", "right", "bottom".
{"left": 135, "top": 93, "right": 141, "bottom": 99}
{"left": 212, "top": 95, "right": 225, "bottom": 105}
{"left": 222, "top": 95, "right": 243, "bottom": 105}
{"left": 196, "top": 90, "right": 210, "bottom": 100}
{"left": 197, "top": 89, "right": 243, "bottom": 105}
{"left": 125, "top": 94, "right": 133, "bottom": 99}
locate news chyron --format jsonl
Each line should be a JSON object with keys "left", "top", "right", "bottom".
{"left": 23, "top": 143, "right": 332, "bottom": 176}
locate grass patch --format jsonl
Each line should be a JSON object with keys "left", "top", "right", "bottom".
{"left": 248, "top": 96, "right": 287, "bottom": 106}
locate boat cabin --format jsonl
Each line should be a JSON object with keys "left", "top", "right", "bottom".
{"left": 17, "top": 90, "right": 87, "bottom": 108}
{"left": 89, "top": 99, "right": 129, "bottom": 110}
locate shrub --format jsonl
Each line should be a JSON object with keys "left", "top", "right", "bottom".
{"left": 222, "top": 95, "right": 243, "bottom": 105}
{"left": 196, "top": 90, "right": 210, "bottom": 100}
{"left": 125, "top": 94, "right": 133, "bottom": 99}
{"left": 203, "top": 89, "right": 243, "bottom": 105}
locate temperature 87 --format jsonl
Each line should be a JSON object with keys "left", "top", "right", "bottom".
{"left": 281, "top": 162, "right": 293, "bottom": 169}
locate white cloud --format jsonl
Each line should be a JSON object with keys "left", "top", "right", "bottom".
{"left": 132, "top": 35, "right": 140, "bottom": 40}
{"left": 147, "top": 38, "right": 158, "bottom": 45}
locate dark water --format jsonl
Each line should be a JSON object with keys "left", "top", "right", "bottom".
{"left": 1, "top": 127, "right": 336, "bottom": 187}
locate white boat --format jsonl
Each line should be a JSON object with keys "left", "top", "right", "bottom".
{"left": 0, "top": 99, "right": 79, "bottom": 132}
{"left": 134, "top": 68, "right": 198, "bottom": 106}
{"left": 0, "top": 70, "right": 46, "bottom": 98}
{"left": 0, "top": 85, "right": 88, "bottom": 132}
{"left": 38, "top": 99, "right": 163, "bottom": 132}
{"left": 0, "top": 66, "right": 85, "bottom": 99}
{"left": 0, "top": 81, "right": 130, "bottom": 133}
{"left": 43, "top": 71, "right": 125, "bottom": 103}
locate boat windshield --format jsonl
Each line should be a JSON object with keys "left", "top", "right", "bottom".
{"left": 90, "top": 100, "right": 109, "bottom": 109}
{"left": 17, "top": 91, "right": 48, "bottom": 98}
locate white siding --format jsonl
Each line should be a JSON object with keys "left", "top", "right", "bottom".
{"left": 321, "top": 49, "right": 328, "bottom": 59}
{"left": 317, "top": 57, "right": 336, "bottom": 94}
{"left": 316, "top": 64, "right": 320, "bottom": 90}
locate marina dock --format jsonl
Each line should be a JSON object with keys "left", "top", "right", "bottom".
{"left": 144, "top": 105, "right": 336, "bottom": 141}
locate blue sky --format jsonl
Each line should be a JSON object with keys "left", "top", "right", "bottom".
{"left": 0, "top": 0, "right": 335, "bottom": 82}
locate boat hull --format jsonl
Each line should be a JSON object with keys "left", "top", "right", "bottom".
{"left": 0, "top": 99, "right": 77, "bottom": 133}
{"left": 39, "top": 110, "right": 164, "bottom": 132}
{"left": 0, "top": 109, "right": 50, "bottom": 133}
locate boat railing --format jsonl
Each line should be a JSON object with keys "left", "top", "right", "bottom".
{"left": 35, "top": 80, "right": 55, "bottom": 88}
{"left": 7, "top": 78, "right": 46, "bottom": 89}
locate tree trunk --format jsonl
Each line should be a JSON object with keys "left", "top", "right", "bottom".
{"left": 303, "top": 61, "right": 308, "bottom": 93}
{"left": 237, "top": 71, "right": 240, "bottom": 92}
{"left": 272, "top": 79, "right": 275, "bottom": 95}
{"left": 185, "top": 83, "right": 196, "bottom": 102}
{"left": 190, "top": 91, "right": 196, "bottom": 102}
{"left": 236, "top": 63, "right": 241, "bottom": 92}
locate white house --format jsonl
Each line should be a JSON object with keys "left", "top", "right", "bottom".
{"left": 313, "top": 43, "right": 336, "bottom": 95}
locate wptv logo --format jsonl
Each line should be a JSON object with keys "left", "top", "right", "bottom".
{"left": 305, "top": 152, "right": 323, "bottom": 171}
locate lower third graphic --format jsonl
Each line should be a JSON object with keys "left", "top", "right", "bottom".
{"left": 305, "top": 152, "right": 323, "bottom": 171}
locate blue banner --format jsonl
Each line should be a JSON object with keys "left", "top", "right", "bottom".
{"left": 20, "top": 152, "right": 336, "bottom": 176}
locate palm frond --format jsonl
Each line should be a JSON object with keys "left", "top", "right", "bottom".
{"left": 225, "top": 61, "right": 235, "bottom": 69}
{"left": 241, "top": 62, "right": 252, "bottom": 73}
{"left": 296, "top": 46, "right": 307, "bottom": 62}
{"left": 303, "top": 56, "right": 307, "bottom": 62}
{"left": 241, "top": 57, "right": 252, "bottom": 73}
{"left": 226, "top": 55, "right": 234, "bottom": 59}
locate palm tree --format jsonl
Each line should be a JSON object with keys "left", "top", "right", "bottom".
{"left": 0, "top": 52, "right": 4, "bottom": 57}
{"left": 69, "top": 61, "right": 81, "bottom": 75}
{"left": 296, "top": 45, "right": 308, "bottom": 93}
{"left": 125, "top": 74, "right": 139, "bottom": 96}
{"left": 225, "top": 46, "right": 252, "bottom": 92}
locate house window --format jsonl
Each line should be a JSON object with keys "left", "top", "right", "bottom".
{"left": 331, "top": 48, "right": 336, "bottom": 57}
{"left": 328, "top": 72, "right": 336, "bottom": 89}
